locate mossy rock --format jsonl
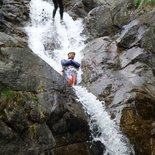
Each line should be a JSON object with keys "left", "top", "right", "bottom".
{"left": 120, "top": 93, "right": 155, "bottom": 155}
{"left": 0, "top": 87, "right": 48, "bottom": 133}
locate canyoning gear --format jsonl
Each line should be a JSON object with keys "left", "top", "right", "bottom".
{"left": 68, "top": 52, "right": 75, "bottom": 56}
{"left": 60, "top": 19, "right": 65, "bottom": 25}
{"left": 68, "top": 52, "right": 76, "bottom": 60}
{"left": 61, "top": 59, "right": 80, "bottom": 69}
{"left": 52, "top": 0, "right": 64, "bottom": 20}
{"left": 61, "top": 58, "right": 80, "bottom": 86}
{"left": 63, "top": 67, "right": 77, "bottom": 85}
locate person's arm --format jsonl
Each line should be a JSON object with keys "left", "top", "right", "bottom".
{"left": 61, "top": 59, "right": 80, "bottom": 68}
{"left": 70, "top": 60, "right": 80, "bottom": 68}
{"left": 61, "top": 59, "right": 72, "bottom": 66}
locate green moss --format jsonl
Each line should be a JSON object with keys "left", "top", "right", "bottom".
{"left": 0, "top": 88, "right": 15, "bottom": 98}
{"left": 0, "top": 88, "right": 16, "bottom": 106}
{"left": 134, "top": 0, "right": 155, "bottom": 8}
{"left": 0, "top": 88, "right": 25, "bottom": 113}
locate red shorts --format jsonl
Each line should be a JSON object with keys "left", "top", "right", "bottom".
{"left": 67, "top": 75, "right": 77, "bottom": 86}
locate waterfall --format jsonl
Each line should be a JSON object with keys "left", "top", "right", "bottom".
{"left": 25, "top": 0, "right": 135, "bottom": 154}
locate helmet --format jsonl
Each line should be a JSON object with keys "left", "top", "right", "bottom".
{"left": 68, "top": 52, "right": 75, "bottom": 56}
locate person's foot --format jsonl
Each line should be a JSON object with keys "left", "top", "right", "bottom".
{"left": 60, "top": 19, "right": 64, "bottom": 25}
{"left": 51, "top": 18, "right": 55, "bottom": 24}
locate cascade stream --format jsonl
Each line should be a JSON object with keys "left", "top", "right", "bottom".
{"left": 26, "top": 0, "right": 135, "bottom": 154}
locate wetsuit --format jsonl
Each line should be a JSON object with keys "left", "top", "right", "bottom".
{"left": 61, "top": 59, "right": 80, "bottom": 69}
{"left": 52, "top": 0, "right": 64, "bottom": 20}
{"left": 61, "top": 59, "right": 80, "bottom": 85}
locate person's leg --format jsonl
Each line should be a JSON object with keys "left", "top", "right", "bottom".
{"left": 72, "top": 75, "right": 77, "bottom": 85}
{"left": 58, "top": 0, "right": 64, "bottom": 20}
{"left": 52, "top": 0, "right": 58, "bottom": 19}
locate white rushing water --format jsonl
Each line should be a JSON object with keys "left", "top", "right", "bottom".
{"left": 26, "top": 0, "right": 134, "bottom": 154}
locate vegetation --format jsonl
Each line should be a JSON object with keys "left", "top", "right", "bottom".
{"left": 134, "top": 0, "right": 155, "bottom": 8}
{"left": 0, "top": 88, "right": 25, "bottom": 114}
{"left": 0, "top": 88, "right": 15, "bottom": 99}
{"left": 0, "top": 88, "right": 16, "bottom": 105}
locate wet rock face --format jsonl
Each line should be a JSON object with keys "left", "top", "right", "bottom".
{"left": 121, "top": 95, "right": 155, "bottom": 155}
{"left": 81, "top": 8, "right": 155, "bottom": 154}
{"left": 0, "top": 0, "right": 3, "bottom": 8}
{"left": 63, "top": 0, "right": 79, "bottom": 10}
{"left": 82, "top": 0, "right": 136, "bottom": 40}
{"left": 142, "top": 26, "right": 155, "bottom": 54}
{"left": 111, "top": 0, "right": 135, "bottom": 26}
{"left": 82, "top": 0, "right": 97, "bottom": 12}
{"left": 68, "top": 1, "right": 88, "bottom": 19}
{"left": 0, "top": 1, "right": 104, "bottom": 155}
{"left": 82, "top": 0, "right": 124, "bottom": 9}
{"left": 0, "top": 1, "right": 94, "bottom": 153}
{"left": 0, "top": 32, "right": 94, "bottom": 155}
{"left": 83, "top": 6, "right": 117, "bottom": 40}
{"left": 1, "top": 0, "right": 155, "bottom": 155}
{"left": 0, "top": 0, "right": 29, "bottom": 36}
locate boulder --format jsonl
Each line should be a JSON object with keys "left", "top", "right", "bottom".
{"left": 0, "top": 31, "right": 94, "bottom": 155}
{"left": 81, "top": 32, "right": 155, "bottom": 154}
{"left": 83, "top": 6, "right": 118, "bottom": 40}
{"left": 83, "top": 0, "right": 136, "bottom": 40}
{"left": 0, "top": 0, "right": 29, "bottom": 37}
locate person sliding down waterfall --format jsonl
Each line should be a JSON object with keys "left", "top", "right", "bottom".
{"left": 61, "top": 52, "right": 80, "bottom": 86}
{"left": 52, "top": 0, "right": 64, "bottom": 23}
